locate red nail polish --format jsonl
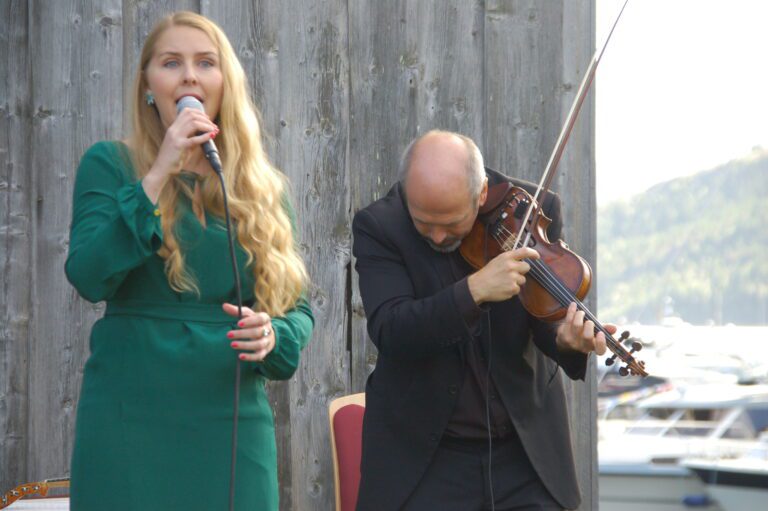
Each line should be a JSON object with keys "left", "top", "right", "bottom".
{"left": 231, "top": 342, "right": 238, "bottom": 348}
{"left": 238, "top": 321, "right": 244, "bottom": 327}
{"left": 238, "top": 354, "right": 246, "bottom": 360}
{"left": 227, "top": 332, "right": 234, "bottom": 339}
{"left": 210, "top": 132, "right": 216, "bottom": 138}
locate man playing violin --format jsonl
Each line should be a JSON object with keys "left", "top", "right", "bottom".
{"left": 352, "top": 130, "right": 616, "bottom": 511}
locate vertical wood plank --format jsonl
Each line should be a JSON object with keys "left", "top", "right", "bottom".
{"left": 0, "top": 0, "right": 31, "bottom": 492}
{"left": 484, "top": 0, "right": 564, "bottom": 181}
{"left": 203, "top": 1, "right": 351, "bottom": 509}
{"left": 561, "top": 2, "right": 597, "bottom": 509}
{"left": 264, "top": 3, "right": 350, "bottom": 508}
{"left": 484, "top": 1, "right": 596, "bottom": 509}
{"left": 27, "top": 0, "right": 124, "bottom": 482}
{"left": 28, "top": 0, "right": 86, "bottom": 481}
{"left": 348, "top": 0, "right": 486, "bottom": 391}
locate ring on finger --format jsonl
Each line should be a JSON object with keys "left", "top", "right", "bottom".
{"left": 262, "top": 326, "right": 271, "bottom": 338}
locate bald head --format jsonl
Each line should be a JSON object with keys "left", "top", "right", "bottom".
{"left": 399, "top": 131, "right": 486, "bottom": 206}
{"left": 399, "top": 131, "right": 488, "bottom": 252}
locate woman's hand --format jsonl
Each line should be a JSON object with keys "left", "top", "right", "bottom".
{"left": 223, "top": 303, "right": 275, "bottom": 362}
{"left": 142, "top": 107, "right": 218, "bottom": 203}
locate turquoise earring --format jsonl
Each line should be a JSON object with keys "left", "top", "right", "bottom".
{"left": 145, "top": 91, "right": 155, "bottom": 106}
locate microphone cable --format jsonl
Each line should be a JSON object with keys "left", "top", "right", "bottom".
{"left": 485, "top": 313, "right": 495, "bottom": 511}
{"left": 482, "top": 228, "right": 495, "bottom": 511}
{"left": 177, "top": 95, "right": 243, "bottom": 511}
{"left": 211, "top": 158, "right": 244, "bottom": 511}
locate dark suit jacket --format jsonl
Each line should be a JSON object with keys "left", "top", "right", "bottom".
{"left": 352, "top": 168, "right": 588, "bottom": 511}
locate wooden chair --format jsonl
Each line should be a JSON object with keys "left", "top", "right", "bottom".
{"left": 328, "top": 392, "right": 366, "bottom": 511}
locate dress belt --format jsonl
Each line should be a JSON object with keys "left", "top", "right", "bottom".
{"left": 105, "top": 299, "right": 236, "bottom": 324}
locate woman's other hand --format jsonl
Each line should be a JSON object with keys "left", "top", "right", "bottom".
{"left": 223, "top": 303, "right": 275, "bottom": 362}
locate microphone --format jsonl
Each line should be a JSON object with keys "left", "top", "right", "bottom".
{"left": 176, "top": 95, "right": 223, "bottom": 173}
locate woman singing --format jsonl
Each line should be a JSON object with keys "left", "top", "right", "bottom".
{"left": 66, "top": 11, "right": 313, "bottom": 510}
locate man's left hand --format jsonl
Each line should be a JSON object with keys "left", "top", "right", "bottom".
{"left": 555, "top": 302, "right": 615, "bottom": 355}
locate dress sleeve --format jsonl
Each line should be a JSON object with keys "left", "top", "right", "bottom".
{"left": 256, "top": 194, "right": 315, "bottom": 380}
{"left": 65, "top": 142, "right": 163, "bottom": 303}
{"left": 257, "top": 297, "right": 315, "bottom": 380}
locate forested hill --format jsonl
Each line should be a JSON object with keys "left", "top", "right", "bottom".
{"left": 597, "top": 149, "right": 768, "bottom": 325}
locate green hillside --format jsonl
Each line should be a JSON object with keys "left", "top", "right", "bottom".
{"left": 597, "top": 150, "right": 768, "bottom": 325}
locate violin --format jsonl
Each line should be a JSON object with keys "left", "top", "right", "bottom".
{"left": 460, "top": 183, "right": 647, "bottom": 377}
{"left": 459, "top": 0, "right": 646, "bottom": 377}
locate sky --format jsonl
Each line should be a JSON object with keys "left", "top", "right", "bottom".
{"left": 595, "top": 0, "right": 768, "bottom": 205}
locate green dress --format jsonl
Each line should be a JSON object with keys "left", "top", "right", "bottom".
{"left": 66, "top": 141, "right": 313, "bottom": 510}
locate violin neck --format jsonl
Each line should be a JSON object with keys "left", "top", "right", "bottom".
{"left": 525, "top": 257, "right": 622, "bottom": 355}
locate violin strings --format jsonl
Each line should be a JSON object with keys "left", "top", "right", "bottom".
{"left": 493, "top": 226, "right": 583, "bottom": 312}
{"left": 491, "top": 226, "right": 632, "bottom": 364}
{"left": 492, "top": 227, "right": 581, "bottom": 314}
{"left": 492, "top": 226, "right": 578, "bottom": 311}
{"left": 529, "top": 259, "right": 624, "bottom": 354}
{"left": 500, "top": 240, "right": 632, "bottom": 365}
{"left": 493, "top": 226, "right": 610, "bottom": 338}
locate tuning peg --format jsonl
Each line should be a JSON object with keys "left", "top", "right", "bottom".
{"left": 605, "top": 331, "right": 630, "bottom": 367}
{"left": 619, "top": 331, "right": 643, "bottom": 354}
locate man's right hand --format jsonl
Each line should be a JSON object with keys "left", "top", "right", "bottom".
{"left": 467, "top": 247, "right": 539, "bottom": 304}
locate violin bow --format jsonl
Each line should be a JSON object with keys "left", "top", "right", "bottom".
{"left": 503, "top": 0, "right": 646, "bottom": 377}
{"left": 1, "top": 478, "right": 69, "bottom": 509}
{"left": 514, "top": 0, "right": 631, "bottom": 249}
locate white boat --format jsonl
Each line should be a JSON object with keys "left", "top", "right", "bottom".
{"left": 599, "top": 383, "right": 768, "bottom": 511}
{"left": 683, "top": 440, "right": 768, "bottom": 511}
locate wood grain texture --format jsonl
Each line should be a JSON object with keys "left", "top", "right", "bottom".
{"left": 484, "top": 3, "right": 596, "bottom": 509}
{"left": 560, "top": 2, "right": 598, "bottom": 508}
{"left": 27, "top": 0, "right": 86, "bottom": 482}
{"left": 348, "top": 0, "right": 486, "bottom": 393}
{"left": 0, "top": 0, "right": 31, "bottom": 494}
{"left": 202, "top": 1, "right": 351, "bottom": 508}
{"left": 0, "top": 1, "right": 596, "bottom": 509}
{"left": 25, "top": 0, "right": 125, "bottom": 483}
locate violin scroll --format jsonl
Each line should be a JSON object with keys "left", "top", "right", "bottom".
{"left": 605, "top": 331, "right": 647, "bottom": 377}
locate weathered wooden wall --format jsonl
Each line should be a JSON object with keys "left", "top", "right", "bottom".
{"left": 1, "top": 0, "right": 597, "bottom": 509}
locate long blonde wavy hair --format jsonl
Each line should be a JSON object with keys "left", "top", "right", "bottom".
{"left": 128, "top": 11, "right": 308, "bottom": 317}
